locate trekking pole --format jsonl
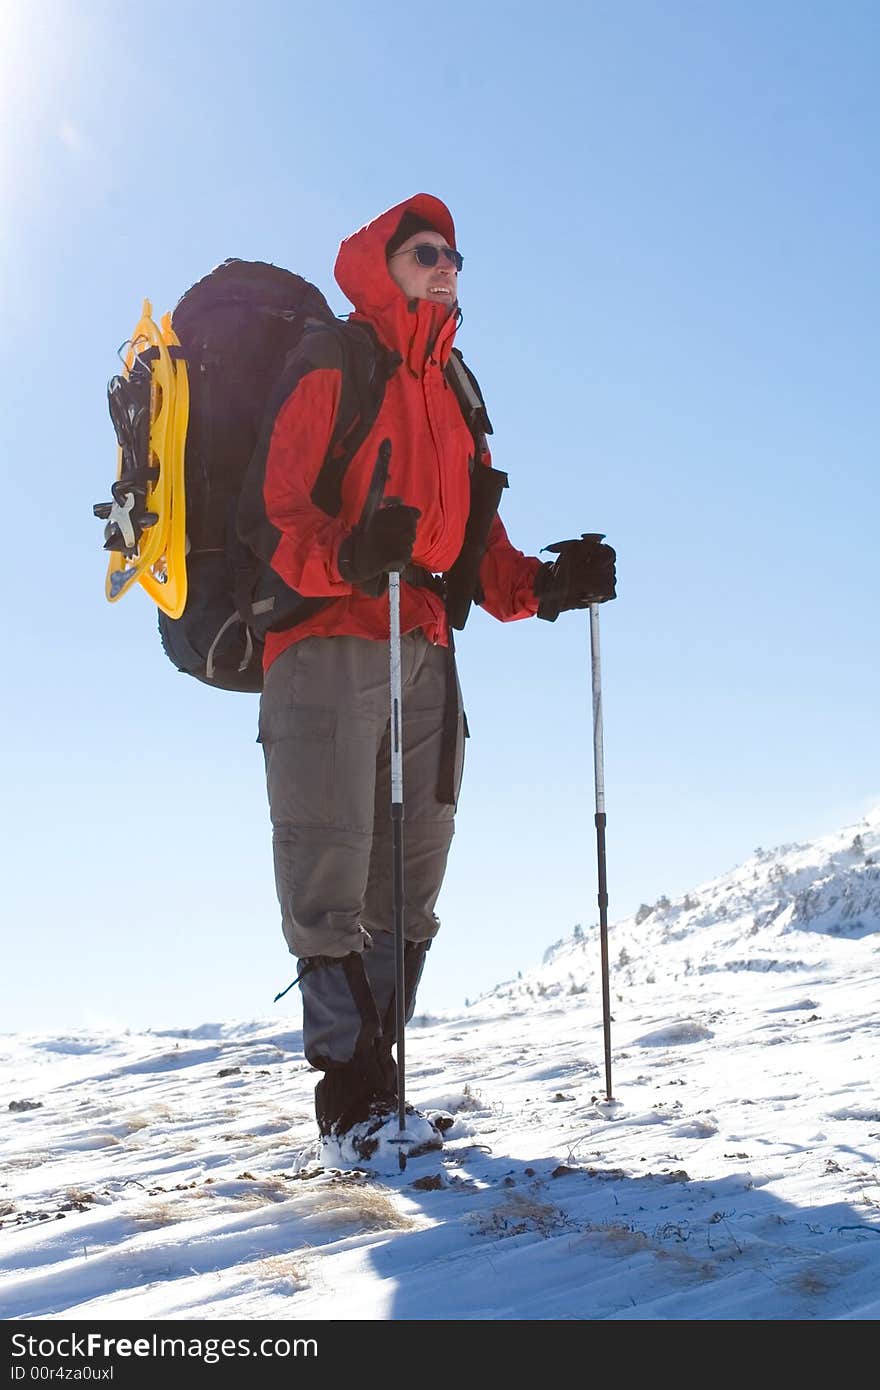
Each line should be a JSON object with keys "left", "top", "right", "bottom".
{"left": 367, "top": 473, "right": 411, "bottom": 1172}
{"left": 543, "top": 530, "right": 615, "bottom": 1099}
{"left": 539, "top": 530, "right": 614, "bottom": 1095}
{"left": 360, "top": 442, "right": 410, "bottom": 1167}
{"left": 587, "top": 588, "right": 614, "bottom": 1102}
{"left": 387, "top": 561, "right": 410, "bottom": 1170}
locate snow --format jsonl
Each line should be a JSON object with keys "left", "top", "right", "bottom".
{"left": 2, "top": 810, "right": 879, "bottom": 1330}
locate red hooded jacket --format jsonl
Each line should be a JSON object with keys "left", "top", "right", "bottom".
{"left": 239, "top": 193, "right": 541, "bottom": 672}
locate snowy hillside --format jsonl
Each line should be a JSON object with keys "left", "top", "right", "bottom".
{"left": 1, "top": 808, "right": 879, "bottom": 1324}
{"left": 477, "top": 807, "right": 880, "bottom": 1012}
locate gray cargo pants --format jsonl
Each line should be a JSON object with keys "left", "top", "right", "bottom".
{"left": 259, "top": 632, "right": 464, "bottom": 1069}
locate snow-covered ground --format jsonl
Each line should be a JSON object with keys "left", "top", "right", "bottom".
{"left": 2, "top": 810, "right": 879, "bottom": 1324}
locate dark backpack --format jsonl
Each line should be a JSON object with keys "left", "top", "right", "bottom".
{"left": 159, "top": 259, "right": 397, "bottom": 692}
{"left": 97, "top": 259, "right": 502, "bottom": 694}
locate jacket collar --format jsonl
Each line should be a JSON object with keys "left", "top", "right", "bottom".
{"left": 334, "top": 193, "right": 459, "bottom": 374}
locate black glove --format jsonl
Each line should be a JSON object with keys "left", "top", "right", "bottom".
{"left": 534, "top": 533, "right": 617, "bottom": 622}
{"left": 338, "top": 503, "right": 421, "bottom": 590}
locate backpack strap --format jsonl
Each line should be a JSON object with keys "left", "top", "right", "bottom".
{"left": 309, "top": 321, "right": 401, "bottom": 517}
{"left": 235, "top": 321, "right": 399, "bottom": 640}
{"left": 445, "top": 348, "right": 493, "bottom": 466}
{"left": 440, "top": 350, "right": 508, "bottom": 633}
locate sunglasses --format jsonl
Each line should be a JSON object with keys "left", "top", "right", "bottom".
{"left": 390, "top": 243, "right": 463, "bottom": 272}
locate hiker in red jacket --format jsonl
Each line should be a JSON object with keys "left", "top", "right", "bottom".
{"left": 239, "top": 194, "right": 616, "bottom": 1161}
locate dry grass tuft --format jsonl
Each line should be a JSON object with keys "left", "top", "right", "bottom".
{"left": 470, "top": 1193, "right": 571, "bottom": 1239}
{"left": 255, "top": 1253, "right": 310, "bottom": 1288}
{"left": 0, "top": 1155, "right": 49, "bottom": 1173}
{"left": 131, "top": 1202, "right": 178, "bottom": 1230}
{"left": 306, "top": 1184, "right": 415, "bottom": 1233}
{"left": 122, "top": 1107, "right": 174, "bottom": 1133}
{"left": 789, "top": 1266, "right": 836, "bottom": 1296}
{"left": 63, "top": 1187, "right": 96, "bottom": 1207}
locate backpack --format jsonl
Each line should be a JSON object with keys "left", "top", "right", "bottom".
{"left": 95, "top": 258, "right": 501, "bottom": 693}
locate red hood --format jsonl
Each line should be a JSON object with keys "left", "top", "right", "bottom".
{"left": 334, "top": 193, "right": 459, "bottom": 371}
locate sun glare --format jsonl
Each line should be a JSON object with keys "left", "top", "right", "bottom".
{"left": 0, "top": 3, "right": 32, "bottom": 110}
{"left": 0, "top": 3, "right": 37, "bottom": 196}
{"left": 1, "top": 2, "right": 84, "bottom": 183}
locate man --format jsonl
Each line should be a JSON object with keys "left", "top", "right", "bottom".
{"left": 238, "top": 194, "right": 616, "bottom": 1162}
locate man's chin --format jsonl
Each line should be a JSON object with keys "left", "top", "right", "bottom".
{"left": 425, "top": 295, "right": 457, "bottom": 317}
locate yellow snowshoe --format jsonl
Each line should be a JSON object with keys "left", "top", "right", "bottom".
{"left": 95, "top": 300, "right": 189, "bottom": 618}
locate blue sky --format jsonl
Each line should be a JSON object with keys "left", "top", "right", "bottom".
{"left": 1, "top": 0, "right": 877, "bottom": 1033}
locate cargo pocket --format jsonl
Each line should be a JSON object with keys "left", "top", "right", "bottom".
{"left": 262, "top": 705, "right": 337, "bottom": 829}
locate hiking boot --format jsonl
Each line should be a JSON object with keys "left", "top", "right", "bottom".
{"left": 427, "top": 1109, "right": 455, "bottom": 1135}
{"left": 320, "top": 1101, "right": 447, "bottom": 1170}
{"left": 314, "top": 1062, "right": 396, "bottom": 1139}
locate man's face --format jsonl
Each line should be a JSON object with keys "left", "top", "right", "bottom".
{"left": 387, "top": 230, "right": 459, "bottom": 312}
